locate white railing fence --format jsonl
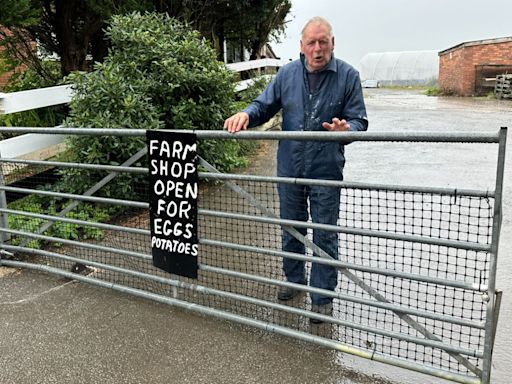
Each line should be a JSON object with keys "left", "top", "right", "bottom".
{"left": 0, "top": 58, "right": 285, "bottom": 160}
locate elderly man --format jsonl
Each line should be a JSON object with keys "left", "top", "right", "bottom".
{"left": 224, "top": 16, "right": 368, "bottom": 322}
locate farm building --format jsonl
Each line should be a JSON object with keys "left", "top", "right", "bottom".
{"left": 0, "top": 27, "right": 32, "bottom": 90}
{"left": 0, "top": 27, "right": 12, "bottom": 89}
{"left": 358, "top": 50, "right": 439, "bottom": 86}
{"left": 0, "top": 68, "right": 12, "bottom": 89}
{"left": 438, "top": 36, "right": 512, "bottom": 96}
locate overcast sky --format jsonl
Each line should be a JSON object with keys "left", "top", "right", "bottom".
{"left": 272, "top": 0, "right": 512, "bottom": 68}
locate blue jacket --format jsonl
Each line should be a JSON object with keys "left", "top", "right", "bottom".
{"left": 244, "top": 54, "right": 368, "bottom": 180}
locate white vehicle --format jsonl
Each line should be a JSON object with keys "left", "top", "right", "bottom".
{"left": 361, "top": 79, "right": 380, "bottom": 88}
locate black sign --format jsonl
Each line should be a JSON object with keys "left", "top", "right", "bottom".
{"left": 147, "top": 130, "right": 198, "bottom": 278}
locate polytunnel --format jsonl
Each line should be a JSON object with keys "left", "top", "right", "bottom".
{"left": 358, "top": 50, "right": 439, "bottom": 86}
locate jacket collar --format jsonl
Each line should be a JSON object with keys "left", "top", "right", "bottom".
{"left": 300, "top": 53, "right": 337, "bottom": 73}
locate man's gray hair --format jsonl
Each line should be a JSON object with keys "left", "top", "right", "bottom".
{"left": 301, "top": 16, "right": 333, "bottom": 38}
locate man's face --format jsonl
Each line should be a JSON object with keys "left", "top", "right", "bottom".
{"left": 300, "top": 23, "right": 334, "bottom": 72}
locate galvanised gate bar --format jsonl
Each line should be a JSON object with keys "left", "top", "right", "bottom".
{"left": 0, "top": 127, "right": 506, "bottom": 384}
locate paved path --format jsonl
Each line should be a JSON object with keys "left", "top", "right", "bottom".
{"left": 0, "top": 267, "right": 390, "bottom": 384}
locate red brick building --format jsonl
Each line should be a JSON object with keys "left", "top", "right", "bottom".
{"left": 438, "top": 36, "right": 512, "bottom": 96}
{"left": 0, "top": 27, "right": 32, "bottom": 90}
{"left": 0, "top": 65, "right": 18, "bottom": 89}
{"left": 0, "top": 27, "right": 15, "bottom": 90}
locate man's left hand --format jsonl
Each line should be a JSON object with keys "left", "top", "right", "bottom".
{"left": 322, "top": 118, "right": 350, "bottom": 131}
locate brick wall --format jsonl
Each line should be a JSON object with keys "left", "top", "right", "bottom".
{"left": 0, "top": 27, "right": 10, "bottom": 89}
{"left": 439, "top": 39, "right": 512, "bottom": 96}
{"left": 0, "top": 26, "right": 30, "bottom": 91}
{"left": 0, "top": 66, "right": 27, "bottom": 90}
{"left": 0, "top": 67, "right": 14, "bottom": 89}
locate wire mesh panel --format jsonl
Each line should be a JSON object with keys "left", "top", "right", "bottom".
{"left": 0, "top": 130, "right": 505, "bottom": 384}
{"left": 197, "top": 178, "right": 491, "bottom": 376}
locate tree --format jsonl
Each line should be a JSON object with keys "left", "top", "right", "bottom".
{"left": 0, "top": 0, "right": 291, "bottom": 81}
{"left": 62, "top": 12, "right": 244, "bottom": 199}
{"left": 0, "top": 0, "right": 152, "bottom": 78}
{"left": 245, "top": 0, "right": 291, "bottom": 60}
{"left": 155, "top": 0, "right": 291, "bottom": 60}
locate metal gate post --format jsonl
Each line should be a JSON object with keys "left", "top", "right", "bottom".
{"left": 482, "top": 127, "right": 507, "bottom": 384}
{"left": 0, "top": 150, "right": 10, "bottom": 243}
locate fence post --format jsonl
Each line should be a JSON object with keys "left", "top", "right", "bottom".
{"left": 0, "top": 150, "right": 10, "bottom": 243}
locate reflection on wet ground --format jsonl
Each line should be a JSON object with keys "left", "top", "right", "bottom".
{"left": 364, "top": 88, "right": 512, "bottom": 113}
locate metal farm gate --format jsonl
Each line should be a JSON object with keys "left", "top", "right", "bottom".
{"left": 0, "top": 127, "right": 506, "bottom": 384}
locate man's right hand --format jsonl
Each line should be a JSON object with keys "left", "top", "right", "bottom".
{"left": 224, "top": 112, "right": 249, "bottom": 133}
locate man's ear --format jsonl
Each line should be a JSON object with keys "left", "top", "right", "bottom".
{"left": 331, "top": 36, "right": 335, "bottom": 50}
{"left": 300, "top": 40, "right": 304, "bottom": 54}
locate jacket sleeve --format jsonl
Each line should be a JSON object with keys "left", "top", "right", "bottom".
{"left": 343, "top": 70, "right": 369, "bottom": 132}
{"left": 243, "top": 72, "right": 283, "bottom": 128}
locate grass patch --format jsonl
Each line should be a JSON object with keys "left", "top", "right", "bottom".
{"left": 424, "top": 86, "right": 441, "bottom": 96}
{"left": 379, "top": 85, "right": 432, "bottom": 91}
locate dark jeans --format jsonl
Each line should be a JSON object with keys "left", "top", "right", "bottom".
{"left": 278, "top": 183, "right": 341, "bottom": 305}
